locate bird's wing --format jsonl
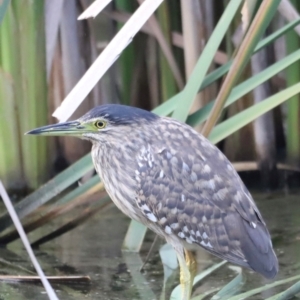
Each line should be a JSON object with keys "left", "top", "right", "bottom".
{"left": 134, "top": 127, "right": 277, "bottom": 278}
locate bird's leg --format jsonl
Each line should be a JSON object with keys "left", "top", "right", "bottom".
{"left": 184, "top": 249, "right": 197, "bottom": 297}
{"left": 176, "top": 251, "right": 192, "bottom": 300}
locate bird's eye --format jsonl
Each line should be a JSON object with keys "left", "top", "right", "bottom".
{"left": 94, "top": 120, "right": 106, "bottom": 129}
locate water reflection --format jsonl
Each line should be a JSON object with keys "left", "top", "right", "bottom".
{"left": 0, "top": 191, "right": 299, "bottom": 299}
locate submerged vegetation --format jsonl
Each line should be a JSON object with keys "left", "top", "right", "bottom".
{"left": 0, "top": 0, "right": 300, "bottom": 299}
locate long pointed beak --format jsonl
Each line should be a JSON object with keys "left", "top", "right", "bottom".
{"left": 26, "top": 121, "right": 85, "bottom": 136}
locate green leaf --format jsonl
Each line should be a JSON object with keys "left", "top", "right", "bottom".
{"left": 159, "top": 243, "right": 178, "bottom": 284}
{"left": 57, "top": 174, "right": 100, "bottom": 206}
{"left": 157, "top": 1, "right": 178, "bottom": 101}
{"left": 226, "top": 274, "right": 300, "bottom": 300}
{"left": 201, "top": 17, "right": 300, "bottom": 90}
{"left": 211, "top": 270, "right": 245, "bottom": 300}
{"left": 187, "top": 48, "right": 300, "bottom": 127}
{"left": 201, "top": 0, "right": 281, "bottom": 136}
{"left": 286, "top": 3, "right": 300, "bottom": 161}
{"left": 0, "top": 0, "right": 9, "bottom": 25}
{"left": 123, "top": 252, "right": 157, "bottom": 300}
{"left": 171, "top": 0, "right": 243, "bottom": 122}
{"left": 209, "top": 82, "right": 300, "bottom": 144}
{"left": 159, "top": 243, "right": 178, "bottom": 300}
{"left": 122, "top": 220, "right": 148, "bottom": 252}
{"left": 0, "top": 70, "right": 23, "bottom": 188}
{"left": 0, "top": 154, "right": 94, "bottom": 232}
{"left": 152, "top": 92, "right": 182, "bottom": 116}
{"left": 152, "top": 17, "right": 300, "bottom": 118}
{"left": 30, "top": 195, "right": 111, "bottom": 248}
{"left": 266, "top": 280, "right": 300, "bottom": 300}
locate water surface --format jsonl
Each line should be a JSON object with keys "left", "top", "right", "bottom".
{"left": 0, "top": 191, "right": 299, "bottom": 299}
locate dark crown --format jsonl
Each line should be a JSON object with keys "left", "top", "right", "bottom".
{"left": 80, "top": 104, "right": 159, "bottom": 125}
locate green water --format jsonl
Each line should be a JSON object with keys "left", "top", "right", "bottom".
{"left": 0, "top": 191, "right": 299, "bottom": 299}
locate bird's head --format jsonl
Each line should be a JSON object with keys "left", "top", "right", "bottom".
{"left": 26, "top": 104, "right": 159, "bottom": 143}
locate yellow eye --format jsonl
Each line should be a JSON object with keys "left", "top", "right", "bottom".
{"left": 94, "top": 120, "right": 106, "bottom": 129}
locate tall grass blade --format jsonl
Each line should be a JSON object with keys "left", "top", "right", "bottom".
{"left": 61, "top": 0, "right": 86, "bottom": 94}
{"left": 152, "top": 17, "right": 300, "bottom": 118}
{"left": 0, "top": 5, "right": 24, "bottom": 189}
{"left": 191, "top": 288, "right": 221, "bottom": 300}
{"left": 0, "top": 181, "right": 104, "bottom": 245}
{"left": 266, "top": 280, "right": 300, "bottom": 300}
{"left": 209, "top": 82, "right": 300, "bottom": 144}
{"left": 241, "top": 0, "right": 259, "bottom": 31}
{"left": 0, "top": 0, "right": 9, "bottom": 24}
{"left": 211, "top": 271, "right": 245, "bottom": 300}
{"left": 14, "top": 0, "right": 49, "bottom": 189}
{"left": 0, "top": 70, "right": 23, "bottom": 189}
{"left": 172, "top": 0, "right": 243, "bottom": 122}
{"left": 122, "top": 220, "right": 147, "bottom": 252}
{"left": 123, "top": 252, "right": 156, "bottom": 300}
{"left": 0, "top": 154, "right": 93, "bottom": 232}
{"left": 286, "top": 0, "right": 300, "bottom": 162}
{"left": 187, "top": 48, "right": 300, "bottom": 127}
{"left": 152, "top": 93, "right": 181, "bottom": 116}
{"left": 115, "top": 0, "right": 135, "bottom": 105}
{"left": 157, "top": 1, "right": 178, "bottom": 100}
{"left": 193, "top": 16, "right": 300, "bottom": 91}
{"left": 159, "top": 244, "right": 178, "bottom": 282}
{"left": 278, "top": 0, "right": 300, "bottom": 36}
{"left": 78, "top": 0, "right": 112, "bottom": 20}
{"left": 57, "top": 174, "right": 100, "bottom": 205}
{"left": 226, "top": 274, "right": 300, "bottom": 300}
{"left": 201, "top": 0, "right": 281, "bottom": 137}
{"left": 0, "top": 181, "right": 58, "bottom": 300}
{"left": 180, "top": 0, "right": 202, "bottom": 80}
{"left": 139, "top": 0, "right": 184, "bottom": 90}
{"left": 53, "top": 0, "right": 163, "bottom": 122}
{"left": 159, "top": 243, "right": 178, "bottom": 300}
{"left": 31, "top": 196, "right": 110, "bottom": 247}
{"left": 45, "top": 0, "right": 64, "bottom": 79}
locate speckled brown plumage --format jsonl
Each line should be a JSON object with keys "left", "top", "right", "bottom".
{"left": 84, "top": 104, "right": 278, "bottom": 279}
{"left": 28, "top": 104, "right": 278, "bottom": 281}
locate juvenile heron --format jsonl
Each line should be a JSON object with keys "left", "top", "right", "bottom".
{"left": 27, "top": 104, "right": 278, "bottom": 300}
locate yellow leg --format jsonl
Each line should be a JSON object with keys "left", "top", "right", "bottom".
{"left": 176, "top": 250, "right": 192, "bottom": 300}
{"left": 184, "top": 249, "right": 197, "bottom": 296}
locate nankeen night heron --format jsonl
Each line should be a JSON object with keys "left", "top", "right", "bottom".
{"left": 27, "top": 104, "right": 278, "bottom": 300}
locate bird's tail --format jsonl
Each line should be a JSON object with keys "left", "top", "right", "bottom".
{"left": 241, "top": 219, "right": 278, "bottom": 279}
